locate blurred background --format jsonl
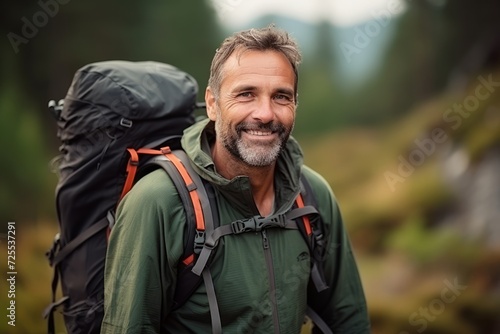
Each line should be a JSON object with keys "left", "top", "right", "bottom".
{"left": 1, "top": 0, "right": 499, "bottom": 333}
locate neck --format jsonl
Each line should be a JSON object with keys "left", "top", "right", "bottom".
{"left": 212, "top": 143, "right": 276, "bottom": 217}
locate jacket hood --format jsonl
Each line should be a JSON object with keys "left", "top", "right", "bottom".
{"left": 181, "top": 118, "right": 304, "bottom": 217}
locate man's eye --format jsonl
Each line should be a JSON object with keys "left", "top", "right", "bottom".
{"left": 274, "top": 94, "right": 293, "bottom": 102}
{"left": 237, "top": 92, "right": 252, "bottom": 98}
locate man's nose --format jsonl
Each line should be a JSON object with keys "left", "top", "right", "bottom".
{"left": 252, "top": 98, "right": 274, "bottom": 123}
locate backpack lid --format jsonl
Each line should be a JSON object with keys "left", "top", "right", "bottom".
{"left": 59, "top": 60, "right": 198, "bottom": 142}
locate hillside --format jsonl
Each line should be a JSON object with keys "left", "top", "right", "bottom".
{"left": 300, "top": 66, "right": 500, "bottom": 334}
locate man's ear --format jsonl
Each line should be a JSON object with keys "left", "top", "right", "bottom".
{"left": 205, "top": 86, "right": 217, "bottom": 121}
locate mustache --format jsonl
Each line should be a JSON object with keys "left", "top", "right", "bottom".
{"left": 235, "top": 121, "right": 286, "bottom": 134}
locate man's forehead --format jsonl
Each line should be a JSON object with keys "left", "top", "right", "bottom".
{"left": 221, "top": 49, "right": 294, "bottom": 80}
{"left": 224, "top": 48, "right": 292, "bottom": 70}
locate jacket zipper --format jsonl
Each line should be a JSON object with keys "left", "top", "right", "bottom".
{"left": 262, "top": 229, "right": 280, "bottom": 333}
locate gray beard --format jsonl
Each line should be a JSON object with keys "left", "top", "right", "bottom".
{"left": 217, "top": 121, "right": 292, "bottom": 167}
{"left": 232, "top": 136, "right": 282, "bottom": 166}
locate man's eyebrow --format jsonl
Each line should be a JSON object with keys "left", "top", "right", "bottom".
{"left": 275, "top": 88, "right": 294, "bottom": 96}
{"left": 230, "top": 85, "right": 295, "bottom": 97}
{"left": 231, "top": 85, "right": 257, "bottom": 93}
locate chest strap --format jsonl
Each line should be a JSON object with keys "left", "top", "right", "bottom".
{"left": 191, "top": 205, "right": 318, "bottom": 276}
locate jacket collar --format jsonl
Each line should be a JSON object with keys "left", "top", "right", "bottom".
{"left": 181, "top": 118, "right": 304, "bottom": 217}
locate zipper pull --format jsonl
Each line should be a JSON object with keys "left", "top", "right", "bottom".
{"left": 262, "top": 230, "right": 269, "bottom": 249}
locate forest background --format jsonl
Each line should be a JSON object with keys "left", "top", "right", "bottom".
{"left": 1, "top": 1, "right": 499, "bottom": 333}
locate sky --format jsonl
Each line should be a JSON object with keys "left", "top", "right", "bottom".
{"left": 208, "top": 0, "right": 408, "bottom": 87}
{"left": 209, "top": 0, "right": 407, "bottom": 28}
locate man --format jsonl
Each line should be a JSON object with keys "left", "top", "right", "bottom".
{"left": 101, "top": 26, "right": 370, "bottom": 333}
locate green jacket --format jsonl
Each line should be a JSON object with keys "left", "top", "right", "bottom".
{"left": 101, "top": 119, "right": 369, "bottom": 333}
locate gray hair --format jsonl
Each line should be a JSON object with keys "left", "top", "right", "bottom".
{"left": 208, "top": 25, "right": 302, "bottom": 102}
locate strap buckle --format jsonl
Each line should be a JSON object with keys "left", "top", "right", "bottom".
{"left": 265, "top": 213, "right": 287, "bottom": 228}
{"left": 230, "top": 213, "right": 287, "bottom": 234}
{"left": 231, "top": 216, "right": 263, "bottom": 234}
{"left": 193, "top": 230, "right": 205, "bottom": 254}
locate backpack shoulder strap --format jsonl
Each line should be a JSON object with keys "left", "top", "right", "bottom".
{"left": 298, "top": 172, "right": 333, "bottom": 334}
{"left": 296, "top": 173, "right": 329, "bottom": 293}
{"left": 138, "top": 147, "right": 219, "bottom": 310}
{"left": 138, "top": 155, "right": 330, "bottom": 332}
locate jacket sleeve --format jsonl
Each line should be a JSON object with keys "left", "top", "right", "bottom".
{"left": 100, "top": 169, "right": 186, "bottom": 334}
{"left": 302, "top": 167, "right": 370, "bottom": 333}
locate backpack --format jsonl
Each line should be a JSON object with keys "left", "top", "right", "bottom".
{"left": 44, "top": 60, "right": 331, "bottom": 334}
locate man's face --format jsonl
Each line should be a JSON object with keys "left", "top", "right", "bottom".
{"left": 206, "top": 49, "right": 297, "bottom": 167}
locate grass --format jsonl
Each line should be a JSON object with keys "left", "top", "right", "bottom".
{"left": 0, "top": 221, "right": 65, "bottom": 334}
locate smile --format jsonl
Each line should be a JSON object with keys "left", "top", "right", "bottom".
{"left": 245, "top": 129, "right": 274, "bottom": 136}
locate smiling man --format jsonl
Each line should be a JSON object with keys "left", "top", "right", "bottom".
{"left": 207, "top": 48, "right": 297, "bottom": 216}
{"left": 102, "top": 26, "right": 370, "bottom": 333}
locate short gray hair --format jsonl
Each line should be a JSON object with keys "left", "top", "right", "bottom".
{"left": 208, "top": 25, "right": 302, "bottom": 102}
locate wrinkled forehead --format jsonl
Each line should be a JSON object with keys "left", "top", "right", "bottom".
{"left": 220, "top": 48, "right": 296, "bottom": 87}
{"left": 227, "top": 47, "right": 294, "bottom": 69}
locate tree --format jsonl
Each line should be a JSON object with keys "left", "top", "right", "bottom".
{"left": 0, "top": 0, "right": 223, "bottom": 222}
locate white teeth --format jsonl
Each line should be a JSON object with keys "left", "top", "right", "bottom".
{"left": 247, "top": 130, "right": 271, "bottom": 136}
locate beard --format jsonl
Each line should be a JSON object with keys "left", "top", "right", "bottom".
{"left": 215, "top": 115, "right": 293, "bottom": 167}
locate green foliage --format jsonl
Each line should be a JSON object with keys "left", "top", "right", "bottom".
{"left": 0, "top": 84, "right": 57, "bottom": 225}
{"left": 301, "top": 63, "right": 500, "bottom": 332}
{"left": 0, "top": 0, "right": 224, "bottom": 223}
{"left": 1, "top": 2, "right": 500, "bottom": 333}
{"left": 385, "top": 214, "right": 482, "bottom": 266}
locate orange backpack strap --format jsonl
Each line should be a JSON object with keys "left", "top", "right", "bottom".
{"left": 112, "top": 148, "right": 164, "bottom": 240}
{"left": 119, "top": 148, "right": 163, "bottom": 201}
{"left": 297, "top": 174, "right": 329, "bottom": 293}
{"left": 131, "top": 147, "right": 217, "bottom": 311}
{"left": 295, "top": 192, "right": 312, "bottom": 236}
{"left": 118, "top": 146, "right": 213, "bottom": 238}
{"left": 160, "top": 147, "right": 206, "bottom": 231}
